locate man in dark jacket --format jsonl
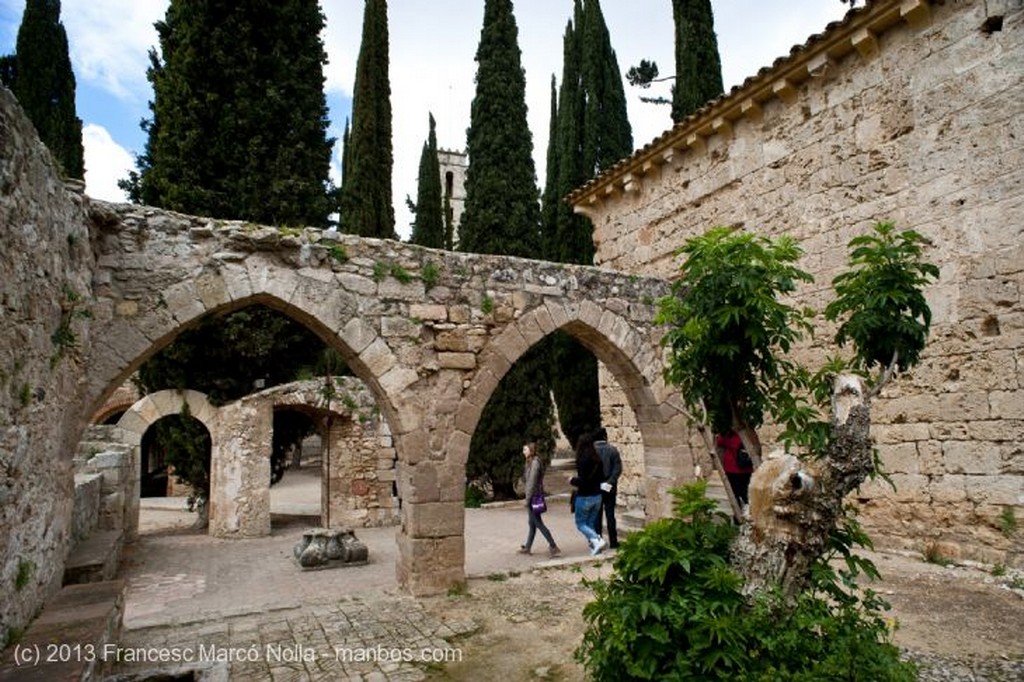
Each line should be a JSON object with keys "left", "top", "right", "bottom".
{"left": 593, "top": 426, "right": 622, "bottom": 548}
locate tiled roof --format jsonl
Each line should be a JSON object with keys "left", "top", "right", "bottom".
{"left": 568, "top": 0, "right": 931, "bottom": 208}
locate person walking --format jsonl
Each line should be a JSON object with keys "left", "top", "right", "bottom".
{"left": 570, "top": 433, "right": 606, "bottom": 555}
{"left": 717, "top": 430, "right": 754, "bottom": 506}
{"left": 518, "top": 442, "right": 561, "bottom": 557}
{"left": 593, "top": 426, "right": 622, "bottom": 549}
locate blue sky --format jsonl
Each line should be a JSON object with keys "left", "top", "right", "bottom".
{"left": 0, "top": 1, "right": 850, "bottom": 238}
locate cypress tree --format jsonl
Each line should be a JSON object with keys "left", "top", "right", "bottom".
{"left": 339, "top": 0, "right": 395, "bottom": 239}
{"left": 543, "top": 0, "right": 634, "bottom": 445}
{"left": 540, "top": 74, "right": 560, "bottom": 262}
{"left": 460, "top": 0, "right": 541, "bottom": 257}
{"left": 410, "top": 113, "right": 445, "bottom": 248}
{"left": 671, "top": 0, "right": 724, "bottom": 122}
{"left": 10, "top": 0, "right": 83, "bottom": 179}
{"left": 462, "top": 0, "right": 554, "bottom": 498}
{"left": 122, "top": 0, "right": 334, "bottom": 227}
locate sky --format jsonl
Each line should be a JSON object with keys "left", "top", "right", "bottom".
{"left": 0, "top": 1, "right": 852, "bottom": 239}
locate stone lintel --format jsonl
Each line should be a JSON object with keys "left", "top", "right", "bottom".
{"left": 409, "top": 303, "right": 447, "bottom": 322}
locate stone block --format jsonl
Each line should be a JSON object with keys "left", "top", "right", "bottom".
{"left": 927, "top": 474, "right": 968, "bottom": 503}
{"left": 964, "top": 476, "right": 1023, "bottom": 506}
{"left": 340, "top": 316, "right": 377, "bottom": 354}
{"left": 990, "top": 390, "right": 1024, "bottom": 419}
{"left": 379, "top": 366, "right": 418, "bottom": 395}
{"left": 360, "top": 337, "right": 397, "bottom": 377}
{"left": 404, "top": 502, "right": 464, "bottom": 537}
{"left": 491, "top": 325, "right": 529, "bottom": 365}
{"left": 943, "top": 440, "right": 1003, "bottom": 475}
{"left": 438, "top": 352, "right": 476, "bottom": 370}
{"left": 879, "top": 442, "right": 920, "bottom": 474}
{"left": 410, "top": 303, "right": 448, "bottom": 321}
{"left": 381, "top": 315, "right": 420, "bottom": 338}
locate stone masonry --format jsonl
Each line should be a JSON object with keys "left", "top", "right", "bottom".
{"left": 571, "top": 0, "right": 1024, "bottom": 565}
{"left": 110, "top": 378, "right": 397, "bottom": 538}
{"left": 1, "top": 74, "right": 680, "bottom": 645}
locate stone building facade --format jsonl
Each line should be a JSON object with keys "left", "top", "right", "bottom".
{"left": 570, "top": 0, "right": 1023, "bottom": 564}
{"left": 438, "top": 148, "right": 468, "bottom": 245}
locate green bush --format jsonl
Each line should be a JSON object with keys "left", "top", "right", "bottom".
{"left": 575, "top": 482, "right": 916, "bottom": 681}
{"left": 464, "top": 484, "right": 486, "bottom": 508}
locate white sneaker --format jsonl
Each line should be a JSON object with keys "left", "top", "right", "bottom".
{"left": 590, "top": 537, "right": 606, "bottom": 556}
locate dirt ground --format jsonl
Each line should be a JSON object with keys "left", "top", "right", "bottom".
{"left": 419, "top": 549, "right": 1024, "bottom": 682}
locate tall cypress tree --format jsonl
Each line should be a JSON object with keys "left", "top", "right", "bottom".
{"left": 339, "top": 0, "right": 394, "bottom": 239}
{"left": 543, "top": 0, "right": 633, "bottom": 445}
{"left": 122, "top": 0, "right": 334, "bottom": 227}
{"left": 671, "top": 0, "right": 724, "bottom": 122}
{"left": 460, "top": 0, "right": 541, "bottom": 257}
{"left": 462, "top": 0, "right": 554, "bottom": 499}
{"left": 410, "top": 113, "right": 444, "bottom": 248}
{"left": 9, "top": 0, "right": 83, "bottom": 179}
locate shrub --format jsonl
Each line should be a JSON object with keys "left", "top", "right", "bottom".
{"left": 575, "top": 482, "right": 916, "bottom": 681}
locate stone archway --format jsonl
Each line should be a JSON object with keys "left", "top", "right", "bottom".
{"left": 116, "top": 389, "right": 219, "bottom": 540}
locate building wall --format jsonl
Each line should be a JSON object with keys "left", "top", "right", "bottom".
{"left": 579, "top": 0, "right": 1024, "bottom": 564}
{"left": 438, "top": 149, "right": 468, "bottom": 245}
{"left": 0, "top": 87, "right": 96, "bottom": 646}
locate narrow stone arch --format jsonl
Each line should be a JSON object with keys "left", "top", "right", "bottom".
{"left": 116, "top": 389, "right": 218, "bottom": 540}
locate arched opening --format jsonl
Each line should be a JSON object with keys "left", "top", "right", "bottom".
{"left": 139, "top": 412, "right": 212, "bottom": 533}
{"left": 269, "top": 407, "right": 321, "bottom": 526}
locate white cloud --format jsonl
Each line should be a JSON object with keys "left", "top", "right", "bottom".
{"left": 82, "top": 124, "right": 132, "bottom": 202}
{"left": 62, "top": 0, "right": 165, "bottom": 101}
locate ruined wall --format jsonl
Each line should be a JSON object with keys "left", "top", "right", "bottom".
{"left": 584, "top": 0, "right": 1024, "bottom": 564}
{"left": 0, "top": 88, "right": 95, "bottom": 645}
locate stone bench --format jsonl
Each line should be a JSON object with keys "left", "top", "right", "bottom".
{"left": 64, "top": 529, "right": 124, "bottom": 586}
{"left": 0, "top": 580, "right": 124, "bottom": 681}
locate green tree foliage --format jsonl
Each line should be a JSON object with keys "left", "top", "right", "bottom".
{"left": 543, "top": 0, "right": 634, "bottom": 445}
{"left": 459, "top": 0, "right": 541, "bottom": 257}
{"left": 0, "top": 54, "right": 16, "bottom": 88}
{"left": 409, "top": 113, "right": 445, "bottom": 248}
{"left": 461, "top": 0, "right": 554, "bottom": 498}
{"left": 671, "top": 0, "right": 724, "bottom": 122}
{"left": 576, "top": 482, "right": 917, "bottom": 681}
{"left": 825, "top": 222, "right": 939, "bottom": 372}
{"left": 657, "top": 227, "right": 814, "bottom": 450}
{"left": 147, "top": 404, "right": 211, "bottom": 511}
{"left": 339, "top": 0, "right": 395, "bottom": 239}
{"left": 122, "top": 0, "right": 334, "bottom": 227}
{"left": 8, "top": 0, "right": 83, "bottom": 178}
{"left": 137, "top": 306, "right": 330, "bottom": 406}
{"left": 466, "top": 345, "right": 555, "bottom": 500}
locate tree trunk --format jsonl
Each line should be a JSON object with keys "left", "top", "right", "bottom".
{"left": 729, "top": 375, "right": 874, "bottom": 600}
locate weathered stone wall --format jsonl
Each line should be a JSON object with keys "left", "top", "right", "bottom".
{"left": 579, "top": 0, "right": 1024, "bottom": 564}
{"left": 0, "top": 87, "right": 96, "bottom": 646}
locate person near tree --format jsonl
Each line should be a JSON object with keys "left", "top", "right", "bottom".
{"left": 717, "top": 430, "right": 754, "bottom": 506}
{"left": 592, "top": 426, "right": 622, "bottom": 548}
{"left": 570, "top": 433, "right": 607, "bottom": 555}
{"left": 518, "top": 442, "right": 561, "bottom": 557}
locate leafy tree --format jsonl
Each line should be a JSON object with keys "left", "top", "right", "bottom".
{"left": 576, "top": 482, "right": 917, "bottom": 681}
{"left": 8, "top": 0, "right": 83, "bottom": 178}
{"left": 137, "top": 306, "right": 330, "bottom": 407}
{"left": 122, "top": 0, "right": 334, "bottom": 227}
{"left": 339, "top": 0, "right": 395, "bottom": 239}
{"left": 461, "top": 0, "right": 554, "bottom": 498}
{"left": 543, "top": 0, "right": 634, "bottom": 445}
{"left": 409, "top": 113, "right": 445, "bottom": 248}
{"left": 825, "top": 222, "right": 939, "bottom": 373}
{"left": 0, "top": 54, "right": 16, "bottom": 88}
{"left": 146, "top": 404, "right": 211, "bottom": 514}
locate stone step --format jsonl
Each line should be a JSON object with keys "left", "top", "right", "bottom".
{"left": 0, "top": 579, "right": 124, "bottom": 681}
{"left": 64, "top": 530, "right": 123, "bottom": 586}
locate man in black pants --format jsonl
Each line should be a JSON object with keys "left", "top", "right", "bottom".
{"left": 593, "top": 426, "right": 622, "bottom": 548}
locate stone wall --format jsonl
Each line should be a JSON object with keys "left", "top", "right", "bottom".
{"left": 0, "top": 87, "right": 96, "bottom": 646}
{"left": 575, "top": 0, "right": 1024, "bottom": 564}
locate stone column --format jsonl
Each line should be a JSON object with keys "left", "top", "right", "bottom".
{"left": 209, "top": 401, "right": 272, "bottom": 537}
